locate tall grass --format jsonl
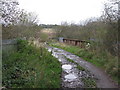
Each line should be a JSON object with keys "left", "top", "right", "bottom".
{"left": 2, "top": 40, "right": 62, "bottom": 88}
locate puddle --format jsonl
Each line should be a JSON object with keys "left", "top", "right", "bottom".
{"left": 52, "top": 52, "right": 59, "bottom": 58}
{"left": 65, "top": 74, "right": 77, "bottom": 80}
{"left": 79, "top": 61, "right": 85, "bottom": 64}
{"left": 58, "top": 58, "right": 62, "bottom": 62}
{"left": 47, "top": 46, "right": 118, "bottom": 88}
{"left": 57, "top": 49, "right": 64, "bottom": 52}
{"left": 48, "top": 48, "right": 52, "bottom": 52}
{"left": 62, "top": 65, "right": 72, "bottom": 70}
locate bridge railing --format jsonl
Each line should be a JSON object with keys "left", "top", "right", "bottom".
{"left": 58, "top": 37, "right": 89, "bottom": 48}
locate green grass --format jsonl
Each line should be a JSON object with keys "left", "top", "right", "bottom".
{"left": 82, "top": 77, "right": 97, "bottom": 88}
{"left": 50, "top": 42, "right": 119, "bottom": 84}
{"left": 50, "top": 43, "right": 99, "bottom": 66}
{"left": 65, "top": 56, "right": 85, "bottom": 71}
{"left": 2, "top": 40, "right": 62, "bottom": 88}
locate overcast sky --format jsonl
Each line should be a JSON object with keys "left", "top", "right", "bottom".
{"left": 18, "top": 0, "right": 107, "bottom": 25}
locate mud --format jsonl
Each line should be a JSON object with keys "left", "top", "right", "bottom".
{"left": 46, "top": 46, "right": 118, "bottom": 88}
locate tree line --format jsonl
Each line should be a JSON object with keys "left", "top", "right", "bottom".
{"left": 53, "top": 0, "right": 119, "bottom": 56}
{"left": 1, "top": 0, "right": 119, "bottom": 56}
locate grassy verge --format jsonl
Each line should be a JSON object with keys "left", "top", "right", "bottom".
{"left": 64, "top": 56, "right": 85, "bottom": 71}
{"left": 2, "top": 40, "right": 62, "bottom": 88}
{"left": 50, "top": 42, "right": 119, "bottom": 84}
{"left": 81, "top": 78, "right": 96, "bottom": 88}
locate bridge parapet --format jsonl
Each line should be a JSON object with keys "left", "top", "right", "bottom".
{"left": 60, "top": 38, "right": 89, "bottom": 48}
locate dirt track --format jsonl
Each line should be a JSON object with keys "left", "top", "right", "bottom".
{"left": 46, "top": 46, "right": 118, "bottom": 88}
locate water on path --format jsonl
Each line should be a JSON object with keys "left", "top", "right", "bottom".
{"left": 46, "top": 46, "right": 118, "bottom": 88}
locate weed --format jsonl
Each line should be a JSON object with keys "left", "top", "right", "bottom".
{"left": 82, "top": 77, "right": 97, "bottom": 88}
{"left": 65, "top": 56, "right": 85, "bottom": 71}
{"left": 2, "top": 40, "right": 62, "bottom": 88}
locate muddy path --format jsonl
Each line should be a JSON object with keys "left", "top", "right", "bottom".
{"left": 46, "top": 46, "right": 118, "bottom": 88}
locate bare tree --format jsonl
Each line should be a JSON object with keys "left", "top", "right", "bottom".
{"left": 102, "top": 0, "right": 119, "bottom": 22}
{"left": 0, "top": 0, "right": 22, "bottom": 26}
{"left": 18, "top": 11, "right": 39, "bottom": 26}
{"left": 101, "top": 0, "right": 119, "bottom": 55}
